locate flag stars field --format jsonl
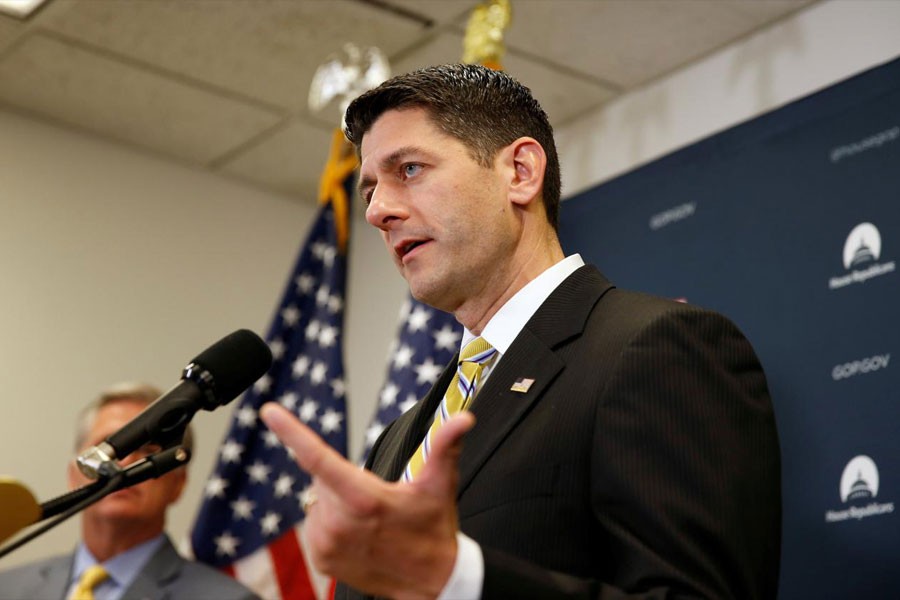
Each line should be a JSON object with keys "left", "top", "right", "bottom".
{"left": 320, "top": 408, "right": 344, "bottom": 434}
{"left": 204, "top": 475, "right": 228, "bottom": 499}
{"left": 407, "top": 305, "right": 431, "bottom": 332}
{"left": 433, "top": 324, "right": 462, "bottom": 351}
{"left": 261, "top": 430, "right": 280, "bottom": 448}
{"left": 245, "top": 461, "right": 272, "bottom": 484}
{"left": 280, "top": 305, "right": 300, "bottom": 327}
{"left": 274, "top": 473, "right": 295, "bottom": 498}
{"left": 310, "top": 361, "right": 328, "bottom": 385}
{"left": 230, "top": 496, "right": 255, "bottom": 521}
{"left": 220, "top": 440, "right": 243, "bottom": 464}
{"left": 279, "top": 391, "right": 299, "bottom": 411}
{"left": 260, "top": 512, "right": 282, "bottom": 537}
{"left": 252, "top": 374, "right": 271, "bottom": 394}
{"left": 292, "top": 356, "right": 310, "bottom": 378}
{"left": 235, "top": 406, "right": 257, "bottom": 428}
{"left": 305, "top": 320, "right": 321, "bottom": 342}
{"left": 380, "top": 383, "right": 399, "bottom": 408}
{"left": 299, "top": 399, "right": 319, "bottom": 423}
{"left": 213, "top": 531, "right": 239, "bottom": 558}
{"left": 415, "top": 357, "right": 443, "bottom": 386}
{"left": 295, "top": 273, "right": 315, "bottom": 294}
{"left": 268, "top": 339, "right": 285, "bottom": 360}
{"left": 364, "top": 299, "right": 463, "bottom": 459}
{"left": 191, "top": 199, "right": 349, "bottom": 599}
{"left": 393, "top": 344, "right": 415, "bottom": 370}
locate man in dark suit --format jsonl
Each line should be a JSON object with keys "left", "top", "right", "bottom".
{"left": 0, "top": 383, "right": 257, "bottom": 600}
{"left": 261, "top": 64, "right": 781, "bottom": 599}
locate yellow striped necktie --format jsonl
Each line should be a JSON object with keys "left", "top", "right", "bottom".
{"left": 404, "top": 337, "right": 496, "bottom": 481}
{"left": 69, "top": 565, "right": 109, "bottom": 600}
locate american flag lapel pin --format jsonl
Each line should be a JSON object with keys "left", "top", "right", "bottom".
{"left": 510, "top": 377, "right": 535, "bottom": 393}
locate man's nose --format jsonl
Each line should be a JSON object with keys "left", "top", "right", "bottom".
{"left": 365, "top": 187, "right": 407, "bottom": 229}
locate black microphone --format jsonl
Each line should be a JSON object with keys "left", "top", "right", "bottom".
{"left": 76, "top": 329, "right": 272, "bottom": 479}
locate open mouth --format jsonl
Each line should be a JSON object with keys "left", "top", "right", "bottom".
{"left": 404, "top": 241, "right": 426, "bottom": 254}
{"left": 397, "top": 239, "right": 428, "bottom": 259}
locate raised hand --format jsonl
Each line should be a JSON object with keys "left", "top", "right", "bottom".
{"left": 260, "top": 403, "right": 475, "bottom": 600}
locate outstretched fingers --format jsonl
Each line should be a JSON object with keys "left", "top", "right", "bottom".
{"left": 260, "top": 403, "right": 381, "bottom": 511}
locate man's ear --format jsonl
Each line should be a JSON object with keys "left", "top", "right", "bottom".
{"left": 506, "top": 137, "right": 546, "bottom": 208}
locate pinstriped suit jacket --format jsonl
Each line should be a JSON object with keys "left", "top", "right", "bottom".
{"left": 336, "top": 265, "right": 781, "bottom": 599}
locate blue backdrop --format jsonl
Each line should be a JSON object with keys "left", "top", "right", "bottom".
{"left": 560, "top": 57, "right": 900, "bottom": 598}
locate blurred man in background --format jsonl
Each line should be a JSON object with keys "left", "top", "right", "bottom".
{"left": 0, "top": 382, "right": 257, "bottom": 600}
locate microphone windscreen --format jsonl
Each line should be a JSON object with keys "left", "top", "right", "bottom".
{"left": 191, "top": 329, "right": 272, "bottom": 405}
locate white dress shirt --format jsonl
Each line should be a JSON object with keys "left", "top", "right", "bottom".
{"left": 438, "top": 254, "right": 585, "bottom": 600}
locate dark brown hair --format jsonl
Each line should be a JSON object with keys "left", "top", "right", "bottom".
{"left": 345, "top": 64, "right": 561, "bottom": 230}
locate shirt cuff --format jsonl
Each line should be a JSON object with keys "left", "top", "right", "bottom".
{"left": 437, "top": 532, "right": 483, "bottom": 600}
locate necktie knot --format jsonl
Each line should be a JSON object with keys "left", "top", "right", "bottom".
{"left": 460, "top": 336, "right": 497, "bottom": 365}
{"left": 70, "top": 565, "right": 109, "bottom": 600}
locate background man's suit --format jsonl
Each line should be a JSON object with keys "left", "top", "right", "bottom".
{"left": 337, "top": 265, "right": 781, "bottom": 599}
{"left": 0, "top": 536, "right": 257, "bottom": 600}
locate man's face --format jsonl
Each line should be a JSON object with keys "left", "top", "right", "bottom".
{"left": 360, "top": 107, "right": 518, "bottom": 313}
{"left": 68, "top": 399, "right": 186, "bottom": 527}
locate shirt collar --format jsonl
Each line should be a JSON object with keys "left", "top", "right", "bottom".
{"left": 72, "top": 534, "right": 166, "bottom": 591}
{"left": 462, "top": 254, "right": 585, "bottom": 354}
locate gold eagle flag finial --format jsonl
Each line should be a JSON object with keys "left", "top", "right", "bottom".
{"left": 462, "top": 0, "right": 512, "bottom": 71}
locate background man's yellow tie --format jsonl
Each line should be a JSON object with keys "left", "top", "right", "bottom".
{"left": 69, "top": 565, "right": 109, "bottom": 600}
{"left": 404, "top": 337, "right": 496, "bottom": 481}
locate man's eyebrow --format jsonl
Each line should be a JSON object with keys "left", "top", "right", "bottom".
{"left": 358, "top": 146, "right": 427, "bottom": 197}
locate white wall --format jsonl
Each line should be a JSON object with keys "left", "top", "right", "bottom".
{"left": 0, "top": 0, "right": 897, "bottom": 569}
{"left": 0, "top": 111, "right": 407, "bottom": 567}
{"left": 557, "top": 0, "right": 900, "bottom": 196}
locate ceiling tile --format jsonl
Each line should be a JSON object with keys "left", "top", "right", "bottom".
{"left": 0, "top": 33, "right": 282, "bottom": 164}
{"left": 729, "top": 0, "right": 816, "bottom": 21}
{"left": 0, "top": 13, "right": 24, "bottom": 52}
{"left": 391, "top": 31, "right": 616, "bottom": 127}
{"left": 0, "top": 0, "right": 821, "bottom": 204}
{"left": 502, "top": 0, "right": 814, "bottom": 88}
{"left": 217, "top": 118, "right": 335, "bottom": 200}
{"left": 37, "top": 0, "right": 437, "bottom": 112}
{"left": 385, "top": 0, "right": 475, "bottom": 27}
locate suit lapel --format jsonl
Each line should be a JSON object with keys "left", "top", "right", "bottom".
{"left": 458, "top": 265, "right": 614, "bottom": 496}
{"left": 34, "top": 555, "right": 73, "bottom": 600}
{"left": 370, "top": 266, "right": 614, "bottom": 491}
{"left": 121, "top": 536, "right": 181, "bottom": 600}
{"left": 460, "top": 327, "right": 563, "bottom": 495}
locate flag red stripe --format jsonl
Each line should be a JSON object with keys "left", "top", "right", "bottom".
{"left": 223, "top": 564, "right": 237, "bottom": 578}
{"left": 270, "top": 528, "right": 317, "bottom": 600}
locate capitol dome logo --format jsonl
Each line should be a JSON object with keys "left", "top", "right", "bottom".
{"left": 842, "top": 223, "right": 881, "bottom": 269}
{"left": 840, "top": 455, "right": 879, "bottom": 502}
{"left": 828, "top": 222, "right": 895, "bottom": 290}
{"left": 825, "top": 454, "right": 894, "bottom": 523}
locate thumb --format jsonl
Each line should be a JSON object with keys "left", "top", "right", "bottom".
{"left": 413, "top": 412, "right": 476, "bottom": 498}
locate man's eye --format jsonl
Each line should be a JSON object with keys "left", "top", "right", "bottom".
{"left": 402, "top": 164, "right": 422, "bottom": 178}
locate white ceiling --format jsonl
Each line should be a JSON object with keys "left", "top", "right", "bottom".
{"left": 0, "top": 0, "right": 817, "bottom": 203}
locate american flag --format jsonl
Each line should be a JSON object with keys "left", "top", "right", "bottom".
{"left": 191, "top": 200, "right": 348, "bottom": 600}
{"left": 362, "top": 296, "right": 463, "bottom": 460}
